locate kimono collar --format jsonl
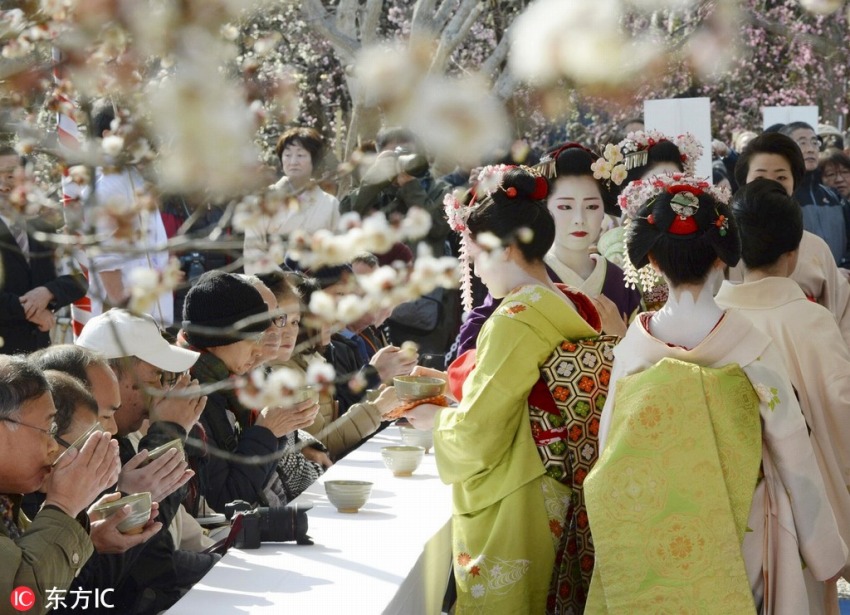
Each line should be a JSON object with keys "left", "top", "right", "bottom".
{"left": 615, "top": 308, "right": 771, "bottom": 370}
{"left": 499, "top": 284, "right": 600, "bottom": 340}
{"left": 714, "top": 277, "right": 808, "bottom": 311}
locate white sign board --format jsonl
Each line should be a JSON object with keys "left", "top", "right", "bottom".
{"left": 644, "top": 97, "right": 713, "bottom": 181}
{"left": 762, "top": 106, "right": 818, "bottom": 131}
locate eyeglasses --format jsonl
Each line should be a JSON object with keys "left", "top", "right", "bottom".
{"left": 822, "top": 168, "right": 850, "bottom": 180}
{"left": 0, "top": 417, "right": 58, "bottom": 438}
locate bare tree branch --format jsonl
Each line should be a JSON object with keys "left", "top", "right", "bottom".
{"left": 300, "top": 0, "right": 359, "bottom": 64}
{"left": 432, "top": 0, "right": 482, "bottom": 71}
{"left": 336, "top": 0, "right": 359, "bottom": 40}
{"left": 493, "top": 68, "right": 515, "bottom": 101}
{"left": 432, "top": 0, "right": 458, "bottom": 34}
{"left": 411, "top": 0, "right": 440, "bottom": 42}
{"left": 360, "top": 0, "right": 384, "bottom": 47}
{"left": 481, "top": 26, "right": 512, "bottom": 78}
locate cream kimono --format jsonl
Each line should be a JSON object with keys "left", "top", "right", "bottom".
{"left": 591, "top": 310, "right": 847, "bottom": 614}
{"left": 728, "top": 231, "right": 850, "bottom": 348}
{"left": 434, "top": 284, "right": 598, "bottom": 614}
{"left": 716, "top": 277, "right": 850, "bottom": 581}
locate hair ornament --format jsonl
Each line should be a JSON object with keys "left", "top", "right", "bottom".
{"left": 530, "top": 176, "right": 549, "bottom": 200}
{"left": 715, "top": 213, "right": 729, "bottom": 237}
{"left": 536, "top": 142, "right": 597, "bottom": 179}
{"left": 505, "top": 187, "right": 518, "bottom": 198}
{"left": 591, "top": 130, "right": 703, "bottom": 187}
{"left": 618, "top": 172, "right": 729, "bottom": 220}
{"left": 621, "top": 173, "right": 730, "bottom": 293}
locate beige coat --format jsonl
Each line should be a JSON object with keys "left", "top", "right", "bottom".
{"left": 282, "top": 354, "right": 383, "bottom": 460}
{"left": 243, "top": 177, "right": 340, "bottom": 275}
{"left": 728, "top": 231, "right": 850, "bottom": 348}
{"left": 717, "top": 277, "right": 850, "bottom": 582}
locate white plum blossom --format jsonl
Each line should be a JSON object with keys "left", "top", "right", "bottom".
{"left": 309, "top": 291, "right": 337, "bottom": 323}
{"left": 337, "top": 294, "right": 368, "bottom": 324}
{"left": 237, "top": 365, "right": 307, "bottom": 410}
{"left": 800, "top": 0, "right": 844, "bottom": 13}
{"left": 399, "top": 206, "right": 432, "bottom": 241}
{"left": 101, "top": 135, "right": 124, "bottom": 157}
{"left": 351, "top": 43, "right": 424, "bottom": 108}
{"left": 404, "top": 75, "right": 510, "bottom": 168}
{"left": 476, "top": 232, "right": 502, "bottom": 251}
{"left": 305, "top": 361, "right": 336, "bottom": 387}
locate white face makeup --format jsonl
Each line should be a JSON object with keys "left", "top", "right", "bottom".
{"left": 547, "top": 176, "right": 605, "bottom": 253}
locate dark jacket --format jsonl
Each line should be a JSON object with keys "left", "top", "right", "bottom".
{"left": 340, "top": 174, "right": 452, "bottom": 256}
{"left": 323, "top": 333, "right": 381, "bottom": 416}
{"left": 184, "top": 349, "right": 280, "bottom": 514}
{"left": 0, "top": 218, "right": 87, "bottom": 354}
{"left": 794, "top": 172, "right": 849, "bottom": 265}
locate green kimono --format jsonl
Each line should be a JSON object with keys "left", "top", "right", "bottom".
{"left": 435, "top": 285, "right": 598, "bottom": 614}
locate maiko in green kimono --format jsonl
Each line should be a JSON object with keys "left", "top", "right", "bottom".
{"left": 399, "top": 166, "right": 601, "bottom": 613}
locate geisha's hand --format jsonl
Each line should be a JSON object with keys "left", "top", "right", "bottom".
{"left": 405, "top": 403, "right": 443, "bottom": 431}
{"left": 591, "top": 294, "right": 627, "bottom": 338}
{"left": 410, "top": 365, "right": 447, "bottom": 380}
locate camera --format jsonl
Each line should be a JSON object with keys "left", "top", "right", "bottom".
{"left": 223, "top": 500, "right": 313, "bottom": 548}
{"left": 179, "top": 251, "right": 206, "bottom": 283}
{"left": 393, "top": 146, "right": 429, "bottom": 178}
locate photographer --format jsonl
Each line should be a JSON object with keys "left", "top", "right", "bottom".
{"left": 340, "top": 127, "right": 452, "bottom": 258}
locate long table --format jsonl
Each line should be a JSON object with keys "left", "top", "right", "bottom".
{"left": 169, "top": 428, "right": 454, "bottom": 614}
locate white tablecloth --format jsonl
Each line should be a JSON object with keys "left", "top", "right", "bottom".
{"left": 169, "top": 429, "right": 453, "bottom": 614}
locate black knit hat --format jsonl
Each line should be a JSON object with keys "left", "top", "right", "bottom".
{"left": 182, "top": 271, "right": 270, "bottom": 348}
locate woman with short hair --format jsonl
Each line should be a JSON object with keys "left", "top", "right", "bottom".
{"left": 243, "top": 127, "right": 340, "bottom": 274}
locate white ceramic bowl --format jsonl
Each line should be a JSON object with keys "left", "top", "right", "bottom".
{"left": 91, "top": 492, "right": 152, "bottom": 534}
{"left": 325, "top": 480, "right": 373, "bottom": 513}
{"left": 381, "top": 445, "right": 425, "bottom": 477}
{"left": 399, "top": 426, "right": 434, "bottom": 453}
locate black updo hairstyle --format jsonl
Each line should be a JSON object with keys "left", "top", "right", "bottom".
{"left": 626, "top": 187, "right": 741, "bottom": 287}
{"left": 548, "top": 145, "right": 618, "bottom": 215}
{"left": 623, "top": 139, "right": 685, "bottom": 187}
{"left": 733, "top": 132, "right": 805, "bottom": 193}
{"left": 731, "top": 178, "right": 803, "bottom": 270}
{"left": 466, "top": 167, "right": 555, "bottom": 263}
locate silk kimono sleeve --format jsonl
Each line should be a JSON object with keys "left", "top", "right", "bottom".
{"left": 433, "top": 312, "right": 552, "bottom": 515}
{"left": 743, "top": 355, "right": 848, "bottom": 581}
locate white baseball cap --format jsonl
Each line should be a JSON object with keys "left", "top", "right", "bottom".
{"left": 77, "top": 309, "right": 199, "bottom": 373}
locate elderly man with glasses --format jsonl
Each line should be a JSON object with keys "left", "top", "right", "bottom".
{"left": 0, "top": 355, "right": 122, "bottom": 615}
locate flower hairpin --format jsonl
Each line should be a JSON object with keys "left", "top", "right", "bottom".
{"left": 443, "top": 164, "right": 547, "bottom": 311}
{"left": 619, "top": 173, "right": 730, "bottom": 220}
{"left": 591, "top": 130, "right": 703, "bottom": 188}
{"left": 621, "top": 173, "right": 731, "bottom": 292}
